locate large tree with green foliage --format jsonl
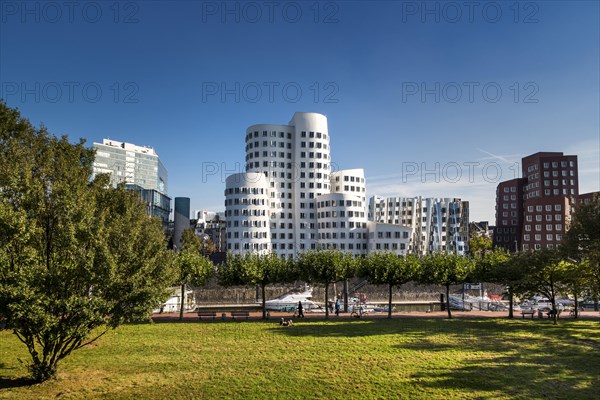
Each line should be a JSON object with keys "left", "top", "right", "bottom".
{"left": 362, "top": 252, "right": 420, "bottom": 318}
{"left": 0, "top": 102, "right": 174, "bottom": 382}
{"left": 562, "top": 200, "right": 600, "bottom": 309}
{"left": 298, "top": 249, "right": 358, "bottom": 318}
{"left": 517, "top": 249, "right": 566, "bottom": 325}
{"left": 175, "top": 229, "right": 214, "bottom": 320}
{"left": 419, "top": 252, "right": 472, "bottom": 319}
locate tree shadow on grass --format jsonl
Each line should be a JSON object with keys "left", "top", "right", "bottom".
{"left": 0, "top": 376, "right": 35, "bottom": 389}
{"left": 393, "top": 323, "right": 600, "bottom": 399}
{"left": 269, "top": 318, "right": 600, "bottom": 399}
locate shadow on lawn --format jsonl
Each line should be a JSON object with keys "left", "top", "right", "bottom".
{"left": 0, "top": 376, "right": 35, "bottom": 389}
{"left": 270, "top": 318, "right": 600, "bottom": 399}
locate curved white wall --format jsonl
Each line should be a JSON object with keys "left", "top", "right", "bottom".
{"left": 225, "top": 172, "right": 270, "bottom": 254}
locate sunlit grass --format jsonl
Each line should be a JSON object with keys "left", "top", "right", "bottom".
{"left": 1, "top": 318, "right": 599, "bottom": 399}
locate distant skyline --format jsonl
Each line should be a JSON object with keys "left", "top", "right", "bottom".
{"left": 1, "top": 1, "right": 598, "bottom": 222}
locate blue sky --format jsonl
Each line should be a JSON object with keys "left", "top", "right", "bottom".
{"left": 1, "top": 0, "right": 598, "bottom": 222}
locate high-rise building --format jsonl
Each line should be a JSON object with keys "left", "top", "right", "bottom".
{"left": 92, "top": 139, "right": 168, "bottom": 194}
{"left": 225, "top": 112, "right": 367, "bottom": 257}
{"left": 368, "top": 196, "right": 469, "bottom": 255}
{"left": 225, "top": 112, "right": 470, "bottom": 258}
{"left": 92, "top": 139, "right": 170, "bottom": 226}
{"left": 494, "top": 152, "right": 578, "bottom": 252}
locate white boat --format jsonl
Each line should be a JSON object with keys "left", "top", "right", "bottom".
{"left": 263, "top": 286, "right": 324, "bottom": 312}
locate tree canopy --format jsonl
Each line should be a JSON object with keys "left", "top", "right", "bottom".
{"left": 362, "top": 252, "right": 420, "bottom": 318}
{"left": 0, "top": 101, "right": 174, "bottom": 381}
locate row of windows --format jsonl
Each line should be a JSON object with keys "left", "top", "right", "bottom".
{"left": 524, "top": 224, "right": 563, "bottom": 231}
{"left": 225, "top": 187, "right": 266, "bottom": 195}
{"left": 334, "top": 175, "right": 364, "bottom": 183}
{"left": 246, "top": 141, "right": 292, "bottom": 151}
{"left": 523, "top": 234, "right": 562, "bottom": 242}
{"left": 319, "top": 199, "right": 362, "bottom": 208}
{"left": 299, "top": 151, "right": 328, "bottom": 160}
{"left": 300, "top": 131, "right": 327, "bottom": 139}
{"left": 246, "top": 161, "right": 329, "bottom": 171}
{"left": 372, "top": 243, "right": 407, "bottom": 250}
{"left": 246, "top": 131, "right": 292, "bottom": 141}
{"left": 318, "top": 221, "right": 367, "bottom": 229}
{"left": 525, "top": 214, "right": 562, "bottom": 222}
{"left": 317, "top": 210, "right": 366, "bottom": 218}
{"left": 523, "top": 243, "right": 558, "bottom": 250}
{"left": 225, "top": 209, "right": 267, "bottom": 217}
{"left": 502, "top": 186, "right": 518, "bottom": 193}
{"left": 300, "top": 141, "right": 327, "bottom": 149}
{"left": 246, "top": 151, "right": 292, "bottom": 160}
{"left": 527, "top": 204, "right": 562, "bottom": 212}
{"left": 225, "top": 198, "right": 266, "bottom": 206}
{"left": 543, "top": 161, "right": 575, "bottom": 169}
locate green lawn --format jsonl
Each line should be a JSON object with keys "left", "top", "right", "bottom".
{"left": 1, "top": 318, "right": 599, "bottom": 399}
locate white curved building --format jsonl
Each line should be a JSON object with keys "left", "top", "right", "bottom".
{"left": 225, "top": 172, "right": 271, "bottom": 254}
{"left": 227, "top": 112, "right": 334, "bottom": 257}
{"left": 225, "top": 112, "right": 470, "bottom": 258}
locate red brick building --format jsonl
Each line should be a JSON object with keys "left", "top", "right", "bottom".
{"left": 494, "top": 152, "right": 578, "bottom": 252}
{"left": 492, "top": 178, "right": 524, "bottom": 252}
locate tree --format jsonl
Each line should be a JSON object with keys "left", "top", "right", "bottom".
{"left": 219, "top": 252, "right": 291, "bottom": 319}
{"left": 468, "top": 231, "right": 492, "bottom": 257}
{"left": 518, "top": 249, "right": 565, "bottom": 325}
{"left": 0, "top": 102, "right": 174, "bottom": 382}
{"left": 558, "top": 258, "right": 590, "bottom": 318}
{"left": 362, "top": 252, "right": 420, "bottom": 318}
{"left": 420, "top": 252, "right": 472, "bottom": 319}
{"left": 562, "top": 200, "right": 600, "bottom": 310}
{"left": 175, "top": 229, "right": 214, "bottom": 321}
{"left": 298, "top": 249, "right": 357, "bottom": 318}
{"left": 472, "top": 249, "right": 521, "bottom": 318}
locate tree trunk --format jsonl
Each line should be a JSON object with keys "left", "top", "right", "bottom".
{"left": 508, "top": 286, "right": 514, "bottom": 319}
{"left": 325, "top": 283, "right": 329, "bottom": 319}
{"left": 261, "top": 284, "right": 267, "bottom": 320}
{"left": 179, "top": 284, "right": 185, "bottom": 321}
{"left": 388, "top": 283, "right": 393, "bottom": 319}
{"left": 446, "top": 284, "right": 452, "bottom": 319}
{"left": 550, "top": 283, "right": 558, "bottom": 325}
{"left": 343, "top": 279, "right": 349, "bottom": 313}
{"left": 574, "top": 292, "right": 579, "bottom": 319}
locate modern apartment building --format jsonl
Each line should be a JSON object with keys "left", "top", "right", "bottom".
{"left": 225, "top": 112, "right": 472, "bottom": 258}
{"left": 92, "top": 139, "right": 170, "bottom": 226}
{"left": 225, "top": 112, "right": 369, "bottom": 257}
{"left": 368, "top": 196, "right": 469, "bottom": 255}
{"left": 92, "top": 139, "right": 168, "bottom": 194}
{"left": 494, "top": 152, "right": 578, "bottom": 251}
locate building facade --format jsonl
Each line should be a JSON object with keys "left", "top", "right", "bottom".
{"left": 368, "top": 196, "right": 469, "bottom": 255}
{"left": 225, "top": 112, "right": 472, "bottom": 258}
{"left": 225, "top": 112, "right": 370, "bottom": 257}
{"left": 92, "top": 139, "right": 171, "bottom": 227}
{"left": 92, "top": 139, "right": 168, "bottom": 194}
{"left": 494, "top": 152, "right": 578, "bottom": 251}
{"left": 492, "top": 178, "right": 524, "bottom": 252}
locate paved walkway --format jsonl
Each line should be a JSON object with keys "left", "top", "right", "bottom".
{"left": 152, "top": 310, "right": 600, "bottom": 322}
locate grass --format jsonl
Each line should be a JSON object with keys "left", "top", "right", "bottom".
{"left": 1, "top": 318, "right": 599, "bottom": 399}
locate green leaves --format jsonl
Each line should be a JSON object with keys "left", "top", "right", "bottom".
{"left": 0, "top": 101, "right": 173, "bottom": 381}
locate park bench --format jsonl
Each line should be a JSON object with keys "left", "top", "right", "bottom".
{"left": 197, "top": 311, "right": 217, "bottom": 320}
{"left": 520, "top": 310, "right": 535, "bottom": 319}
{"left": 230, "top": 311, "right": 250, "bottom": 320}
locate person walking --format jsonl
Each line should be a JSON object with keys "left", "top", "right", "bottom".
{"left": 297, "top": 301, "right": 304, "bottom": 318}
{"left": 335, "top": 299, "right": 340, "bottom": 317}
